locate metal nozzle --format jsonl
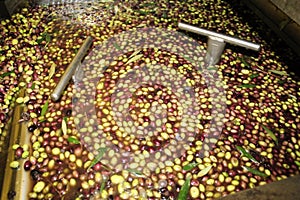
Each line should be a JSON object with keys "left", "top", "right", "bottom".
{"left": 205, "top": 36, "right": 226, "bottom": 66}
{"left": 178, "top": 22, "right": 261, "bottom": 66}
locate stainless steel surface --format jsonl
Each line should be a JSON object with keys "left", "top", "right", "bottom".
{"left": 270, "top": 0, "right": 300, "bottom": 25}
{"left": 205, "top": 36, "right": 226, "bottom": 66}
{"left": 0, "top": 89, "right": 31, "bottom": 200}
{"left": 242, "top": 0, "right": 300, "bottom": 56}
{"left": 51, "top": 36, "right": 93, "bottom": 101}
{"left": 34, "top": 0, "right": 96, "bottom": 5}
{"left": 0, "top": 0, "right": 28, "bottom": 18}
{"left": 219, "top": 175, "right": 300, "bottom": 200}
{"left": 178, "top": 22, "right": 261, "bottom": 51}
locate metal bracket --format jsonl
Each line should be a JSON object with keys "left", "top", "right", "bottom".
{"left": 178, "top": 22, "right": 261, "bottom": 66}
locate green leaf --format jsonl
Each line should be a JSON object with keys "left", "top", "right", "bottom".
{"left": 129, "top": 50, "right": 141, "bottom": 59}
{"left": 262, "top": 125, "right": 278, "bottom": 145}
{"left": 242, "top": 166, "right": 268, "bottom": 177}
{"left": 113, "top": 42, "right": 121, "bottom": 50}
{"left": 278, "top": 80, "right": 285, "bottom": 85}
{"left": 126, "top": 168, "right": 145, "bottom": 177}
{"left": 41, "top": 100, "right": 49, "bottom": 117}
{"left": 67, "top": 136, "right": 80, "bottom": 144}
{"left": 140, "top": 2, "right": 156, "bottom": 7}
{"left": 238, "top": 56, "right": 251, "bottom": 67}
{"left": 37, "top": 32, "right": 51, "bottom": 45}
{"left": 162, "top": 11, "right": 168, "bottom": 19}
{"left": 236, "top": 145, "right": 258, "bottom": 163}
{"left": 238, "top": 84, "right": 256, "bottom": 88}
{"left": 197, "top": 165, "right": 213, "bottom": 177}
{"left": 0, "top": 71, "right": 13, "bottom": 78}
{"left": 31, "top": 83, "right": 36, "bottom": 89}
{"left": 178, "top": 177, "right": 191, "bottom": 200}
{"left": 45, "top": 33, "right": 51, "bottom": 43}
{"left": 183, "top": 162, "right": 199, "bottom": 171}
{"left": 99, "top": 179, "right": 106, "bottom": 195}
{"left": 207, "top": 66, "right": 218, "bottom": 71}
{"left": 36, "top": 37, "right": 44, "bottom": 44}
{"left": 249, "top": 73, "right": 259, "bottom": 79}
{"left": 125, "top": 54, "right": 143, "bottom": 65}
{"left": 62, "top": 117, "right": 68, "bottom": 135}
{"left": 279, "top": 19, "right": 290, "bottom": 31}
{"left": 88, "top": 147, "right": 108, "bottom": 170}
{"left": 48, "top": 63, "right": 56, "bottom": 79}
{"left": 137, "top": 10, "right": 149, "bottom": 15}
{"left": 182, "top": 55, "right": 193, "bottom": 63}
{"left": 269, "top": 69, "right": 288, "bottom": 76}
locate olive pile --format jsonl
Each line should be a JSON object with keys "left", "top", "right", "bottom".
{"left": 0, "top": 0, "right": 299, "bottom": 199}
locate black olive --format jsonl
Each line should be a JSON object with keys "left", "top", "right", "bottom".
{"left": 30, "top": 169, "right": 40, "bottom": 180}
{"left": 66, "top": 109, "right": 72, "bottom": 116}
{"left": 108, "top": 195, "right": 114, "bottom": 200}
{"left": 28, "top": 124, "right": 37, "bottom": 132}
{"left": 161, "top": 195, "right": 170, "bottom": 200}
{"left": 73, "top": 97, "right": 79, "bottom": 104}
{"left": 159, "top": 187, "right": 167, "bottom": 193}
{"left": 7, "top": 190, "right": 16, "bottom": 200}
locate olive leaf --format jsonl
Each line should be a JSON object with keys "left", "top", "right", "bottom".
{"left": 288, "top": 94, "right": 297, "bottom": 100}
{"left": 207, "top": 66, "right": 218, "bottom": 71}
{"left": 140, "top": 2, "right": 156, "bottom": 7}
{"left": 137, "top": 10, "right": 149, "bottom": 15}
{"left": 113, "top": 42, "right": 121, "bottom": 50}
{"left": 45, "top": 33, "right": 51, "bottom": 43}
{"left": 249, "top": 73, "right": 259, "bottom": 79}
{"left": 182, "top": 55, "right": 193, "bottom": 63}
{"left": 197, "top": 165, "right": 213, "bottom": 177}
{"left": 236, "top": 145, "right": 259, "bottom": 163}
{"left": 269, "top": 69, "right": 288, "bottom": 76}
{"left": 67, "top": 136, "right": 80, "bottom": 144}
{"left": 48, "top": 63, "right": 56, "bottom": 79}
{"left": 62, "top": 117, "right": 68, "bottom": 135}
{"left": 88, "top": 147, "right": 108, "bottom": 170}
{"left": 279, "top": 19, "right": 290, "bottom": 31}
{"left": 0, "top": 71, "right": 13, "bottom": 78}
{"left": 238, "top": 56, "right": 251, "bottom": 67}
{"left": 183, "top": 162, "right": 199, "bottom": 171}
{"left": 261, "top": 125, "right": 278, "bottom": 145}
{"left": 238, "top": 84, "right": 256, "bottom": 88}
{"left": 126, "top": 168, "right": 145, "bottom": 177}
{"left": 41, "top": 100, "right": 49, "bottom": 117}
{"left": 162, "top": 11, "right": 168, "bottom": 19}
{"left": 37, "top": 32, "right": 51, "bottom": 44}
{"left": 99, "top": 179, "right": 107, "bottom": 195}
{"left": 278, "top": 80, "right": 285, "bottom": 85}
{"left": 242, "top": 166, "right": 268, "bottom": 177}
{"left": 36, "top": 37, "right": 44, "bottom": 44}
{"left": 31, "top": 83, "right": 36, "bottom": 89}
{"left": 129, "top": 49, "right": 141, "bottom": 59}
{"left": 178, "top": 177, "right": 191, "bottom": 200}
{"left": 126, "top": 54, "right": 143, "bottom": 65}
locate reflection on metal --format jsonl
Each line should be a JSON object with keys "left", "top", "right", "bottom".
{"left": 178, "top": 22, "right": 260, "bottom": 66}
{"left": 0, "top": 89, "right": 31, "bottom": 200}
{"left": 205, "top": 36, "right": 226, "bottom": 66}
{"left": 51, "top": 36, "right": 93, "bottom": 102}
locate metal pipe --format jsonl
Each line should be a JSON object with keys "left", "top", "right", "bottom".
{"left": 51, "top": 36, "right": 93, "bottom": 102}
{"left": 178, "top": 22, "right": 260, "bottom": 51}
